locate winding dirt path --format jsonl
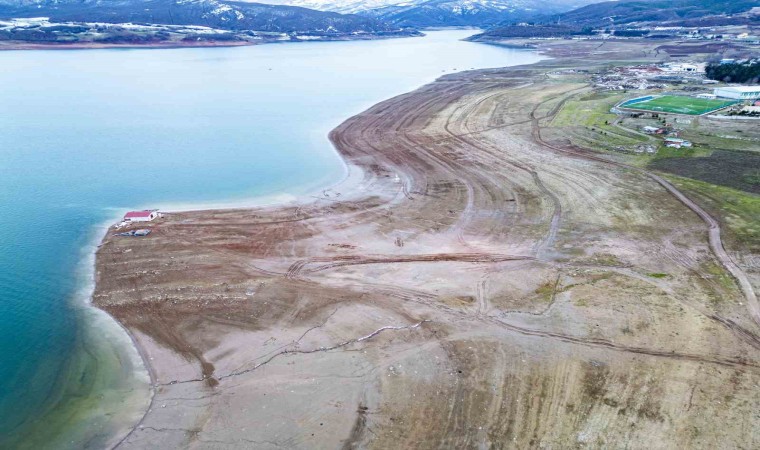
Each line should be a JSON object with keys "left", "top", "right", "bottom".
{"left": 529, "top": 94, "right": 760, "bottom": 326}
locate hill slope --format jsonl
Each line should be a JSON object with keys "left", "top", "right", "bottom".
{"left": 248, "top": 0, "right": 597, "bottom": 28}
{"left": 473, "top": 0, "right": 760, "bottom": 39}
{"left": 365, "top": 0, "right": 573, "bottom": 28}
{"left": 0, "top": 0, "right": 406, "bottom": 34}
{"left": 549, "top": 0, "right": 760, "bottom": 27}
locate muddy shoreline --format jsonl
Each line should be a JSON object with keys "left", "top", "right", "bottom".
{"left": 0, "top": 32, "right": 420, "bottom": 51}
{"left": 0, "top": 40, "right": 256, "bottom": 51}
{"left": 94, "top": 40, "right": 760, "bottom": 448}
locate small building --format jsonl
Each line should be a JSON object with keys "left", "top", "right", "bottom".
{"left": 696, "top": 93, "right": 717, "bottom": 99}
{"left": 714, "top": 86, "right": 760, "bottom": 100}
{"left": 661, "top": 62, "right": 704, "bottom": 73}
{"left": 643, "top": 126, "right": 664, "bottom": 134}
{"left": 664, "top": 137, "right": 692, "bottom": 148}
{"left": 124, "top": 210, "right": 158, "bottom": 222}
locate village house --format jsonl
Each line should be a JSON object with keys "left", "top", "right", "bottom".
{"left": 664, "top": 137, "right": 692, "bottom": 148}
{"left": 124, "top": 210, "right": 159, "bottom": 222}
{"left": 643, "top": 126, "right": 665, "bottom": 134}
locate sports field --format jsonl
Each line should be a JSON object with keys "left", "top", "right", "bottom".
{"left": 620, "top": 95, "right": 737, "bottom": 115}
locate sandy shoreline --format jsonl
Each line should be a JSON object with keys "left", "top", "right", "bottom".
{"left": 93, "top": 39, "right": 760, "bottom": 448}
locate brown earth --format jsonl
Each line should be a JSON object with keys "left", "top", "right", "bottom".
{"left": 94, "top": 42, "right": 760, "bottom": 449}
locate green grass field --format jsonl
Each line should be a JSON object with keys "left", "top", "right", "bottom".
{"left": 622, "top": 95, "right": 737, "bottom": 115}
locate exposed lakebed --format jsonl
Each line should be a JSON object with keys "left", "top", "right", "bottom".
{"left": 0, "top": 30, "right": 542, "bottom": 447}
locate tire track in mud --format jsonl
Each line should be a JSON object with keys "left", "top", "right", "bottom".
{"left": 572, "top": 264, "right": 760, "bottom": 351}
{"left": 340, "top": 271, "right": 758, "bottom": 372}
{"left": 528, "top": 91, "right": 760, "bottom": 329}
{"left": 347, "top": 79, "right": 760, "bottom": 363}
{"left": 441, "top": 88, "right": 523, "bottom": 248}
{"left": 286, "top": 253, "right": 534, "bottom": 279}
{"left": 438, "top": 127, "right": 561, "bottom": 257}
{"left": 484, "top": 315, "right": 757, "bottom": 370}
{"left": 436, "top": 87, "right": 586, "bottom": 256}
{"left": 290, "top": 78, "right": 760, "bottom": 361}
{"left": 97, "top": 62, "right": 760, "bottom": 449}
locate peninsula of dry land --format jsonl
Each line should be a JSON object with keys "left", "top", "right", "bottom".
{"left": 94, "top": 39, "right": 760, "bottom": 448}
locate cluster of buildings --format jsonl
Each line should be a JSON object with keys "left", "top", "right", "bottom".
{"left": 596, "top": 58, "right": 760, "bottom": 98}
{"left": 594, "top": 62, "right": 710, "bottom": 90}
{"left": 641, "top": 126, "right": 692, "bottom": 148}
{"left": 630, "top": 27, "right": 759, "bottom": 43}
{"left": 593, "top": 65, "right": 668, "bottom": 90}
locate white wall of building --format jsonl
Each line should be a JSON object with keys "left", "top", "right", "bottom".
{"left": 125, "top": 212, "right": 157, "bottom": 222}
{"left": 714, "top": 87, "right": 760, "bottom": 100}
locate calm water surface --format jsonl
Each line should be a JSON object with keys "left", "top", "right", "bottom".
{"left": 0, "top": 30, "right": 542, "bottom": 447}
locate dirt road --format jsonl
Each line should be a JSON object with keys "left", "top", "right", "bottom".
{"left": 528, "top": 89, "right": 759, "bottom": 327}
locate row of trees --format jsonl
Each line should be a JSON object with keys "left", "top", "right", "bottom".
{"left": 706, "top": 62, "right": 760, "bottom": 83}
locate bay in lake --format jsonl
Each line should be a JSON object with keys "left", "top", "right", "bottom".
{"left": 0, "top": 30, "right": 542, "bottom": 447}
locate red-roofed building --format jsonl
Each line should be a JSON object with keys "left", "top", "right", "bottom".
{"left": 124, "top": 210, "right": 158, "bottom": 222}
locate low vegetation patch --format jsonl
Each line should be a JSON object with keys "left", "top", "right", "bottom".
{"left": 534, "top": 280, "right": 558, "bottom": 302}
{"left": 552, "top": 92, "right": 624, "bottom": 128}
{"left": 551, "top": 92, "right": 649, "bottom": 153}
{"left": 647, "top": 273, "right": 669, "bottom": 278}
{"left": 665, "top": 175, "right": 760, "bottom": 253}
{"left": 649, "top": 150, "right": 760, "bottom": 194}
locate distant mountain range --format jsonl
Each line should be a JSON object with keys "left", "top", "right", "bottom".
{"left": 2, "top": 0, "right": 757, "bottom": 46}
{"left": 0, "top": 0, "right": 409, "bottom": 34}
{"left": 252, "top": 0, "right": 399, "bottom": 15}
{"left": 254, "top": 0, "right": 598, "bottom": 28}
{"left": 364, "top": 0, "right": 597, "bottom": 28}
{"left": 471, "top": 0, "right": 760, "bottom": 41}
{"left": 546, "top": 0, "right": 760, "bottom": 27}
{"left": 474, "top": 0, "right": 760, "bottom": 39}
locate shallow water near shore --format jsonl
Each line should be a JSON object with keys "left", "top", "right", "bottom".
{"left": 0, "top": 30, "right": 542, "bottom": 447}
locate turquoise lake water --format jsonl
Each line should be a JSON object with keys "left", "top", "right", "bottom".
{"left": 0, "top": 30, "right": 542, "bottom": 447}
